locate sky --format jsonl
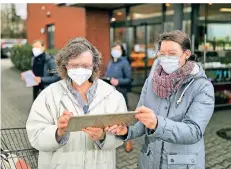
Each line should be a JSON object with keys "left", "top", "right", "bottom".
{"left": 14, "top": 3, "right": 27, "bottom": 19}
{"left": 1, "top": 3, "right": 27, "bottom": 20}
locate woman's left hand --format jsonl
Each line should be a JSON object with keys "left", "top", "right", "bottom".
{"left": 135, "top": 106, "right": 158, "bottom": 130}
{"left": 110, "top": 78, "right": 119, "bottom": 86}
{"left": 82, "top": 127, "right": 105, "bottom": 141}
{"left": 34, "top": 76, "right": 41, "bottom": 84}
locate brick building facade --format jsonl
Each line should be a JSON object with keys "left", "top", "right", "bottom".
{"left": 27, "top": 4, "right": 110, "bottom": 72}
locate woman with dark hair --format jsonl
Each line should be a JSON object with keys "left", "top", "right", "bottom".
{"left": 107, "top": 30, "right": 215, "bottom": 169}
{"left": 105, "top": 41, "right": 133, "bottom": 152}
{"left": 105, "top": 42, "right": 132, "bottom": 105}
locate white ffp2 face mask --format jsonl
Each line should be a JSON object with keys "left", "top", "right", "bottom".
{"left": 32, "top": 48, "right": 43, "bottom": 57}
{"left": 67, "top": 68, "right": 93, "bottom": 86}
{"left": 158, "top": 56, "right": 181, "bottom": 74}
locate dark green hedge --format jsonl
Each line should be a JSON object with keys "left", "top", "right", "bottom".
{"left": 10, "top": 44, "right": 59, "bottom": 71}
{"left": 10, "top": 44, "right": 33, "bottom": 71}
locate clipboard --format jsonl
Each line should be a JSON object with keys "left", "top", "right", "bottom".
{"left": 21, "top": 70, "right": 38, "bottom": 87}
{"left": 67, "top": 111, "right": 138, "bottom": 132}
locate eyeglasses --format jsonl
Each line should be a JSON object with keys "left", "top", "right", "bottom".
{"left": 66, "top": 64, "right": 93, "bottom": 69}
{"left": 157, "top": 52, "right": 184, "bottom": 58}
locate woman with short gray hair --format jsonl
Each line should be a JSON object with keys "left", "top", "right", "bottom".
{"left": 26, "top": 37, "right": 127, "bottom": 169}
{"left": 55, "top": 37, "right": 101, "bottom": 82}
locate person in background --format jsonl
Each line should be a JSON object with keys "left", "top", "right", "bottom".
{"left": 107, "top": 30, "right": 215, "bottom": 169}
{"left": 22, "top": 40, "right": 60, "bottom": 100}
{"left": 105, "top": 42, "right": 133, "bottom": 152}
{"left": 26, "top": 37, "right": 126, "bottom": 169}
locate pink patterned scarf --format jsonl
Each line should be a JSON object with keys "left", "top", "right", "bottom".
{"left": 152, "top": 61, "right": 195, "bottom": 99}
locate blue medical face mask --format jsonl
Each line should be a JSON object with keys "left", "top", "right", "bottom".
{"left": 111, "top": 49, "right": 122, "bottom": 59}
{"left": 158, "top": 56, "right": 181, "bottom": 74}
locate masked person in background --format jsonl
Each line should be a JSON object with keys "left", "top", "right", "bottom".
{"left": 22, "top": 40, "right": 60, "bottom": 100}
{"left": 26, "top": 37, "right": 127, "bottom": 169}
{"left": 105, "top": 42, "right": 133, "bottom": 152}
{"left": 107, "top": 30, "right": 215, "bottom": 169}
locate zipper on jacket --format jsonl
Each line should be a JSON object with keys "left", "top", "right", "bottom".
{"left": 159, "top": 98, "right": 172, "bottom": 169}
{"left": 84, "top": 134, "right": 86, "bottom": 169}
{"left": 159, "top": 141, "right": 165, "bottom": 169}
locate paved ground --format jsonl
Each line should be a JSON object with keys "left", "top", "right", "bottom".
{"left": 1, "top": 59, "right": 231, "bottom": 169}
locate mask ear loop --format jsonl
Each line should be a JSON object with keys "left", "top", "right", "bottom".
{"left": 154, "top": 50, "right": 160, "bottom": 59}
{"left": 183, "top": 49, "right": 191, "bottom": 61}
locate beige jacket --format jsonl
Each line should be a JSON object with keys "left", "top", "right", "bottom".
{"left": 26, "top": 79, "right": 127, "bottom": 169}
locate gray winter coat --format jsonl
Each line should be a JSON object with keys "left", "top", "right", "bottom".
{"left": 122, "top": 62, "right": 215, "bottom": 169}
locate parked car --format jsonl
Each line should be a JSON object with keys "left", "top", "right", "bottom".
{"left": 1, "top": 48, "right": 8, "bottom": 59}
{"left": 1, "top": 39, "right": 27, "bottom": 58}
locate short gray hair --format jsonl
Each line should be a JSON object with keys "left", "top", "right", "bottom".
{"left": 55, "top": 37, "right": 102, "bottom": 81}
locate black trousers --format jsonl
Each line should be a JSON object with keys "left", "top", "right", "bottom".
{"left": 116, "top": 87, "right": 129, "bottom": 108}
{"left": 33, "top": 86, "right": 43, "bottom": 101}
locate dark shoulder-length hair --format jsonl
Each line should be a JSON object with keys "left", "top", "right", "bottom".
{"left": 112, "top": 41, "right": 132, "bottom": 63}
{"left": 112, "top": 41, "right": 126, "bottom": 57}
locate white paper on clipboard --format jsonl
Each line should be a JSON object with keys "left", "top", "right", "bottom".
{"left": 67, "top": 111, "right": 138, "bottom": 132}
{"left": 21, "top": 70, "right": 38, "bottom": 87}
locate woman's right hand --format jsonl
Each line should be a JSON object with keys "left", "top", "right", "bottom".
{"left": 110, "top": 78, "right": 119, "bottom": 86}
{"left": 104, "top": 124, "right": 128, "bottom": 136}
{"left": 21, "top": 74, "right": 24, "bottom": 81}
{"left": 56, "top": 111, "right": 73, "bottom": 141}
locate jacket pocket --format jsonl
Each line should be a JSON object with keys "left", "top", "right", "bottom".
{"left": 54, "top": 164, "right": 84, "bottom": 169}
{"left": 137, "top": 152, "right": 150, "bottom": 169}
{"left": 137, "top": 145, "right": 153, "bottom": 169}
{"left": 51, "top": 151, "right": 85, "bottom": 168}
{"left": 164, "top": 141, "right": 202, "bottom": 155}
{"left": 85, "top": 150, "right": 113, "bottom": 169}
{"left": 167, "top": 154, "right": 197, "bottom": 169}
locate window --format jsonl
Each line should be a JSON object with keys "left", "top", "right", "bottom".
{"left": 164, "top": 22, "right": 174, "bottom": 32}
{"left": 165, "top": 3, "right": 174, "bottom": 17}
{"left": 113, "top": 27, "right": 126, "bottom": 43}
{"left": 164, "top": 3, "right": 174, "bottom": 32}
{"left": 127, "top": 27, "right": 135, "bottom": 52}
{"left": 47, "top": 24, "right": 55, "bottom": 49}
{"left": 183, "top": 4, "right": 191, "bottom": 35}
{"left": 207, "top": 24, "right": 231, "bottom": 41}
{"left": 135, "top": 26, "right": 145, "bottom": 45}
{"left": 183, "top": 20, "right": 191, "bottom": 35}
{"left": 197, "top": 4, "right": 231, "bottom": 51}
{"left": 207, "top": 4, "right": 231, "bottom": 21}
{"left": 206, "top": 4, "right": 231, "bottom": 50}
{"left": 147, "top": 24, "right": 162, "bottom": 58}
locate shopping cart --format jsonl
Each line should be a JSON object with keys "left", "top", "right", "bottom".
{"left": 1, "top": 128, "right": 39, "bottom": 169}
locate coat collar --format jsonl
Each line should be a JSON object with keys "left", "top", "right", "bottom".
{"left": 58, "top": 79, "right": 116, "bottom": 111}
